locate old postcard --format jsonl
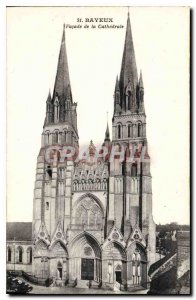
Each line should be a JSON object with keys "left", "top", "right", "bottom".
{"left": 6, "top": 6, "right": 190, "bottom": 295}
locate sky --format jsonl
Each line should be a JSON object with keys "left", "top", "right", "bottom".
{"left": 6, "top": 6, "right": 190, "bottom": 224}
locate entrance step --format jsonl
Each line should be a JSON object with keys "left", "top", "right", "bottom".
{"left": 67, "top": 279, "right": 77, "bottom": 288}
{"left": 76, "top": 280, "right": 89, "bottom": 289}
{"left": 127, "top": 285, "right": 146, "bottom": 292}
{"left": 90, "top": 280, "right": 101, "bottom": 289}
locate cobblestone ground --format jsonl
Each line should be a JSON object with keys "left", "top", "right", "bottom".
{"left": 28, "top": 285, "right": 148, "bottom": 295}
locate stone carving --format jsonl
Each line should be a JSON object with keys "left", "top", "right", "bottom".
{"left": 56, "top": 232, "right": 62, "bottom": 238}
{"left": 112, "top": 232, "right": 119, "bottom": 240}
{"left": 74, "top": 196, "right": 103, "bottom": 227}
{"left": 84, "top": 246, "right": 92, "bottom": 256}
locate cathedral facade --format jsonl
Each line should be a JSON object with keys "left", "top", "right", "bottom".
{"left": 32, "top": 13, "right": 156, "bottom": 290}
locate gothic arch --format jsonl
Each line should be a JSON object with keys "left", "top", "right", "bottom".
{"left": 50, "top": 240, "right": 68, "bottom": 254}
{"left": 70, "top": 232, "right": 101, "bottom": 258}
{"left": 69, "top": 232, "right": 102, "bottom": 282}
{"left": 127, "top": 241, "right": 147, "bottom": 262}
{"left": 103, "top": 240, "right": 126, "bottom": 261}
{"left": 50, "top": 240, "right": 68, "bottom": 258}
{"left": 72, "top": 193, "right": 104, "bottom": 228}
{"left": 34, "top": 239, "right": 48, "bottom": 257}
{"left": 73, "top": 192, "right": 104, "bottom": 214}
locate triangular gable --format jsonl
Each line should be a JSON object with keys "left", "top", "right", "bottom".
{"left": 127, "top": 224, "right": 146, "bottom": 247}
{"left": 103, "top": 225, "right": 126, "bottom": 248}
{"left": 34, "top": 221, "right": 50, "bottom": 246}
{"left": 50, "top": 221, "right": 67, "bottom": 246}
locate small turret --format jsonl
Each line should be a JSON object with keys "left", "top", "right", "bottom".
{"left": 104, "top": 122, "right": 110, "bottom": 142}
{"left": 138, "top": 70, "right": 145, "bottom": 112}
{"left": 46, "top": 90, "right": 53, "bottom": 124}
{"left": 114, "top": 76, "right": 121, "bottom": 114}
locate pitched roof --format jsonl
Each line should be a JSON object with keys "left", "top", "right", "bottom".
{"left": 6, "top": 222, "right": 32, "bottom": 241}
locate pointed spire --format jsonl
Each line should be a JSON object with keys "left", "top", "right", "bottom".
{"left": 115, "top": 75, "right": 120, "bottom": 92}
{"left": 139, "top": 70, "right": 144, "bottom": 88}
{"left": 119, "top": 12, "right": 138, "bottom": 93}
{"left": 47, "top": 89, "right": 52, "bottom": 102}
{"left": 53, "top": 24, "right": 72, "bottom": 101}
{"left": 105, "top": 121, "right": 110, "bottom": 141}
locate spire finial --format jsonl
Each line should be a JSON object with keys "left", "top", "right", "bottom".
{"left": 128, "top": 7, "right": 130, "bottom": 18}
{"left": 63, "top": 23, "right": 65, "bottom": 30}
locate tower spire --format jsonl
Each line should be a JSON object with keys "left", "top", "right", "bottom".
{"left": 53, "top": 24, "right": 72, "bottom": 101}
{"left": 139, "top": 70, "right": 144, "bottom": 88}
{"left": 105, "top": 122, "right": 110, "bottom": 142}
{"left": 119, "top": 12, "right": 138, "bottom": 94}
{"left": 115, "top": 75, "right": 120, "bottom": 92}
{"left": 47, "top": 89, "right": 51, "bottom": 102}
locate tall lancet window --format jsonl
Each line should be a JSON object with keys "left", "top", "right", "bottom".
{"left": 132, "top": 250, "right": 141, "bottom": 285}
{"left": 117, "top": 124, "right": 121, "bottom": 139}
{"left": 128, "top": 123, "right": 133, "bottom": 138}
{"left": 127, "top": 91, "right": 131, "bottom": 110}
{"left": 138, "top": 123, "right": 142, "bottom": 137}
{"left": 131, "top": 163, "right": 137, "bottom": 177}
{"left": 54, "top": 97, "right": 59, "bottom": 123}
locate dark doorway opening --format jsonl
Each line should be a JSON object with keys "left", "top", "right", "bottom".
{"left": 81, "top": 258, "right": 94, "bottom": 280}
{"left": 115, "top": 271, "right": 122, "bottom": 284}
{"left": 57, "top": 267, "right": 62, "bottom": 279}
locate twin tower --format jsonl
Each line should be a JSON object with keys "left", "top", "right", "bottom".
{"left": 32, "top": 13, "right": 156, "bottom": 290}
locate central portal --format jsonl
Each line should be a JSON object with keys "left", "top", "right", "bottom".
{"left": 81, "top": 258, "right": 94, "bottom": 280}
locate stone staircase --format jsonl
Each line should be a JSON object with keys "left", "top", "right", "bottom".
{"left": 149, "top": 253, "right": 177, "bottom": 279}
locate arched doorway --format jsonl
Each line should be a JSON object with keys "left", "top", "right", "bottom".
{"left": 102, "top": 242, "right": 126, "bottom": 286}
{"left": 115, "top": 264, "right": 122, "bottom": 284}
{"left": 70, "top": 233, "right": 102, "bottom": 283}
{"left": 50, "top": 241, "right": 68, "bottom": 281}
{"left": 57, "top": 261, "right": 63, "bottom": 279}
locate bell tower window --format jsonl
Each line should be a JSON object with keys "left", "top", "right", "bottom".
{"left": 118, "top": 124, "right": 121, "bottom": 139}
{"left": 128, "top": 123, "right": 133, "bottom": 138}
{"left": 138, "top": 123, "right": 142, "bottom": 137}
{"left": 131, "top": 163, "right": 137, "bottom": 177}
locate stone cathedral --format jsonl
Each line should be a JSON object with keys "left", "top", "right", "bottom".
{"left": 32, "top": 14, "right": 156, "bottom": 290}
